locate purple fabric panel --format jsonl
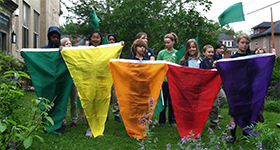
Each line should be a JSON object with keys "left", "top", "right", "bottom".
{"left": 217, "top": 55, "right": 275, "bottom": 135}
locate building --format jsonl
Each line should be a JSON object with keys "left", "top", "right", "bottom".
{"left": 217, "top": 33, "right": 238, "bottom": 58}
{"left": 250, "top": 20, "right": 280, "bottom": 56}
{"left": 0, "top": 0, "right": 60, "bottom": 60}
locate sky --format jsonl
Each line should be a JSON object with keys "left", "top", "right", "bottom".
{"left": 200, "top": 0, "right": 280, "bottom": 33}
{"left": 60, "top": 0, "right": 280, "bottom": 33}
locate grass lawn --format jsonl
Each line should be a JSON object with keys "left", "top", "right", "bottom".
{"left": 16, "top": 91, "right": 280, "bottom": 150}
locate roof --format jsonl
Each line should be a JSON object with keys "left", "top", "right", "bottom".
{"left": 251, "top": 20, "right": 280, "bottom": 39}
{"left": 218, "top": 33, "right": 237, "bottom": 48}
{"left": 251, "top": 22, "right": 271, "bottom": 29}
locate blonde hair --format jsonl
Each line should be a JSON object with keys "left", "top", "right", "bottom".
{"left": 203, "top": 45, "right": 213, "bottom": 52}
{"left": 61, "top": 38, "right": 71, "bottom": 46}
{"left": 164, "top": 32, "right": 178, "bottom": 43}
{"left": 131, "top": 39, "right": 147, "bottom": 56}
{"left": 180, "top": 39, "right": 200, "bottom": 62}
{"left": 236, "top": 33, "right": 251, "bottom": 43}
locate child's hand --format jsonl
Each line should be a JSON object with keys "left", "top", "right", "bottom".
{"left": 59, "top": 46, "right": 64, "bottom": 51}
{"left": 120, "top": 41, "right": 125, "bottom": 47}
{"left": 213, "top": 61, "right": 217, "bottom": 68}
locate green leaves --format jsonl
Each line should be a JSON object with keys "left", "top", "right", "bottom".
{"left": 0, "top": 122, "right": 7, "bottom": 132}
{"left": 23, "top": 136, "right": 33, "bottom": 149}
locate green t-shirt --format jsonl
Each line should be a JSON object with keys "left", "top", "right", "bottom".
{"left": 157, "top": 49, "right": 180, "bottom": 82}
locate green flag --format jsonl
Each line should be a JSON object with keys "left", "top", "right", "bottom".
{"left": 218, "top": 2, "right": 245, "bottom": 27}
{"left": 154, "top": 89, "right": 164, "bottom": 116}
{"left": 90, "top": 10, "right": 99, "bottom": 29}
{"left": 176, "top": 37, "right": 199, "bottom": 59}
{"left": 103, "top": 36, "right": 109, "bottom": 44}
{"left": 21, "top": 49, "right": 73, "bottom": 134}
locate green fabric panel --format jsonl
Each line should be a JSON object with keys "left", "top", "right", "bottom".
{"left": 21, "top": 50, "right": 73, "bottom": 134}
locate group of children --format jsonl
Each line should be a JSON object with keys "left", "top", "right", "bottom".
{"left": 42, "top": 26, "right": 267, "bottom": 143}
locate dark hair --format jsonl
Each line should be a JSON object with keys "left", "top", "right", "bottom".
{"left": 214, "top": 43, "right": 225, "bottom": 50}
{"left": 88, "top": 31, "right": 103, "bottom": 46}
{"left": 135, "top": 32, "right": 147, "bottom": 40}
{"left": 131, "top": 39, "right": 147, "bottom": 56}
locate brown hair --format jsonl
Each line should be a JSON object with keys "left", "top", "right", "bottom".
{"left": 164, "top": 32, "right": 178, "bottom": 43}
{"left": 203, "top": 45, "right": 214, "bottom": 52}
{"left": 135, "top": 32, "right": 147, "bottom": 40}
{"left": 180, "top": 39, "right": 200, "bottom": 62}
{"left": 131, "top": 39, "right": 147, "bottom": 56}
{"left": 255, "top": 46, "right": 266, "bottom": 54}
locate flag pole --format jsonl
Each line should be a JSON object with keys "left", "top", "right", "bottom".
{"left": 271, "top": 7, "right": 276, "bottom": 54}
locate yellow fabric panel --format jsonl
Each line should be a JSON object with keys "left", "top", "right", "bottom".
{"left": 61, "top": 44, "right": 122, "bottom": 137}
{"left": 109, "top": 60, "right": 168, "bottom": 139}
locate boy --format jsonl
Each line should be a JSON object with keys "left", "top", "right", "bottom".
{"left": 200, "top": 45, "right": 224, "bottom": 130}
{"left": 130, "top": 39, "right": 148, "bottom": 60}
{"left": 227, "top": 33, "right": 251, "bottom": 143}
{"left": 42, "top": 26, "right": 61, "bottom": 48}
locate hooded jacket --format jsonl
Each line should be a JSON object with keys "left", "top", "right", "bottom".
{"left": 42, "top": 26, "right": 61, "bottom": 48}
{"left": 106, "top": 33, "right": 123, "bottom": 58}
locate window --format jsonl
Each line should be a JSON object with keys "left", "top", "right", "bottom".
{"left": 222, "top": 40, "right": 232, "bottom": 47}
{"left": 255, "top": 39, "right": 258, "bottom": 46}
{"left": 34, "top": 11, "right": 40, "bottom": 48}
{"left": 263, "top": 38, "right": 267, "bottom": 48}
{"left": 22, "top": 2, "right": 30, "bottom": 48}
{"left": 0, "top": 32, "right": 7, "bottom": 52}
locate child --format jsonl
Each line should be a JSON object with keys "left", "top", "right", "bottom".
{"left": 130, "top": 39, "right": 148, "bottom": 60}
{"left": 227, "top": 33, "right": 251, "bottom": 143}
{"left": 106, "top": 33, "right": 123, "bottom": 123}
{"left": 200, "top": 45, "right": 214, "bottom": 69}
{"left": 88, "top": 31, "right": 103, "bottom": 46}
{"left": 157, "top": 32, "right": 179, "bottom": 127}
{"left": 129, "top": 32, "right": 155, "bottom": 60}
{"left": 200, "top": 45, "right": 224, "bottom": 130}
{"left": 255, "top": 47, "right": 266, "bottom": 54}
{"left": 180, "top": 39, "right": 202, "bottom": 68}
{"left": 61, "top": 38, "right": 78, "bottom": 128}
{"left": 213, "top": 43, "right": 225, "bottom": 60}
{"left": 42, "top": 26, "right": 61, "bottom": 48}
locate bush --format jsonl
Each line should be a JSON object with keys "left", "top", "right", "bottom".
{"left": 0, "top": 51, "right": 28, "bottom": 75}
{"left": 265, "top": 101, "right": 280, "bottom": 113}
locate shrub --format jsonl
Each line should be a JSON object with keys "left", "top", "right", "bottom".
{"left": 265, "top": 101, "right": 280, "bottom": 113}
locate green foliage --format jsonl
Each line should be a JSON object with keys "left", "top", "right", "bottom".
{"left": 265, "top": 101, "right": 280, "bottom": 113}
{"left": 0, "top": 0, "right": 3, "bottom": 10}
{"left": 62, "top": 0, "right": 235, "bottom": 58}
{"left": 0, "top": 71, "right": 53, "bottom": 149}
{"left": 246, "top": 122, "right": 280, "bottom": 150}
{"left": 271, "top": 56, "right": 280, "bottom": 85}
{"left": 0, "top": 52, "right": 28, "bottom": 75}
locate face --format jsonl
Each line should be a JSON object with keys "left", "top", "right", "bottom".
{"left": 237, "top": 38, "right": 249, "bottom": 53}
{"left": 216, "top": 46, "right": 224, "bottom": 55}
{"left": 64, "top": 40, "right": 72, "bottom": 47}
{"left": 136, "top": 46, "right": 146, "bottom": 56}
{"left": 164, "top": 38, "right": 174, "bottom": 49}
{"left": 203, "top": 48, "right": 214, "bottom": 60}
{"left": 188, "top": 42, "right": 197, "bottom": 57}
{"left": 255, "top": 49, "right": 264, "bottom": 54}
{"left": 140, "top": 35, "right": 148, "bottom": 43}
{"left": 90, "top": 33, "right": 102, "bottom": 46}
{"left": 108, "top": 36, "right": 115, "bottom": 44}
{"left": 50, "top": 33, "right": 60, "bottom": 44}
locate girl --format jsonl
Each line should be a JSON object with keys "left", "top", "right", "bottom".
{"left": 130, "top": 39, "right": 148, "bottom": 60}
{"left": 86, "top": 31, "right": 103, "bottom": 137}
{"left": 157, "top": 32, "right": 179, "bottom": 127}
{"left": 60, "top": 38, "right": 79, "bottom": 129}
{"left": 180, "top": 39, "right": 201, "bottom": 68}
{"left": 88, "top": 31, "right": 103, "bottom": 46}
{"left": 128, "top": 32, "right": 155, "bottom": 60}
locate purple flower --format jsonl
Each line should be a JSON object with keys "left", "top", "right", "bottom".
{"left": 207, "top": 128, "right": 213, "bottom": 133}
{"left": 149, "top": 97, "right": 154, "bottom": 105}
{"left": 153, "top": 119, "right": 158, "bottom": 124}
{"left": 143, "top": 112, "right": 147, "bottom": 117}
{"left": 166, "top": 143, "right": 171, "bottom": 150}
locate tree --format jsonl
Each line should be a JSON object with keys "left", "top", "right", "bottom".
{"left": 62, "top": 0, "right": 223, "bottom": 57}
